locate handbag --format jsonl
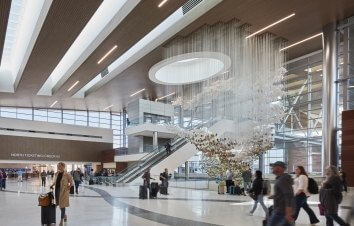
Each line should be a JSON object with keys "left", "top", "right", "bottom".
{"left": 38, "top": 191, "right": 54, "bottom": 207}
{"left": 249, "top": 192, "right": 257, "bottom": 201}
{"left": 318, "top": 204, "right": 325, "bottom": 216}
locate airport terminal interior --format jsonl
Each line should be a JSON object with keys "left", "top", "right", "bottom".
{"left": 0, "top": 0, "right": 354, "bottom": 226}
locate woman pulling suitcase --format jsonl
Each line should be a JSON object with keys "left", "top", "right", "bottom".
{"left": 50, "top": 162, "right": 73, "bottom": 226}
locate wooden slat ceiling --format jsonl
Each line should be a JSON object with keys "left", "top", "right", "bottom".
{"left": 1, "top": 0, "right": 354, "bottom": 111}
{"left": 0, "top": 0, "right": 11, "bottom": 64}
{"left": 52, "top": 0, "right": 187, "bottom": 99}
{"left": 15, "top": 0, "right": 103, "bottom": 95}
{"left": 83, "top": 0, "right": 354, "bottom": 111}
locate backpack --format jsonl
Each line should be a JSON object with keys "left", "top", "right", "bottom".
{"left": 308, "top": 177, "right": 319, "bottom": 194}
{"left": 262, "top": 180, "right": 271, "bottom": 195}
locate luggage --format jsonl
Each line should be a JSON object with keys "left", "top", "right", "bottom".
{"left": 263, "top": 180, "right": 271, "bottom": 196}
{"left": 262, "top": 205, "right": 273, "bottom": 226}
{"left": 231, "top": 185, "right": 242, "bottom": 195}
{"left": 218, "top": 184, "right": 225, "bottom": 194}
{"left": 41, "top": 205, "right": 56, "bottom": 225}
{"left": 150, "top": 182, "right": 159, "bottom": 198}
{"left": 139, "top": 185, "right": 148, "bottom": 199}
{"left": 89, "top": 179, "right": 94, "bottom": 185}
{"left": 160, "top": 186, "right": 168, "bottom": 195}
{"left": 70, "top": 185, "right": 74, "bottom": 195}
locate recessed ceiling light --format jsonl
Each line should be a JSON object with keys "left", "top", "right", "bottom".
{"left": 158, "top": 0, "right": 168, "bottom": 8}
{"left": 280, "top": 33, "right": 322, "bottom": 51}
{"left": 130, "top": 88, "right": 146, "bottom": 97}
{"left": 156, "top": 92, "right": 175, "bottom": 101}
{"left": 97, "top": 45, "right": 118, "bottom": 64}
{"left": 316, "top": 69, "right": 322, "bottom": 72}
{"left": 68, "top": 81, "right": 79, "bottom": 92}
{"left": 246, "top": 13, "right": 295, "bottom": 39}
{"left": 103, "top": 104, "right": 114, "bottom": 111}
{"left": 50, "top": 100, "right": 58, "bottom": 108}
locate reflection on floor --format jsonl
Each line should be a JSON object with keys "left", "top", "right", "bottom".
{"left": 0, "top": 178, "right": 352, "bottom": 226}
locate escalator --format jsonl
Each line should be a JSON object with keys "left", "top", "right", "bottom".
{"left": 116, "top": 136, "right": 187, "bottom": 183}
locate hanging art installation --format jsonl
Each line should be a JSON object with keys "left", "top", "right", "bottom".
{"left": 150, "top": 19, "right": 286, "bottom": 178}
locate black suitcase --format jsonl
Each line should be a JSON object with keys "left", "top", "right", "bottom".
{"left": 160, "top": 186, "right": 168, "bottom": 195}
{"left": 41, "top": 205, "right": 56, "bottom": 225}
{"left": 89, "top": 179, "right": 94, "bottom": 185}
{"left": 150, "top": 182, "right": 159, "bottom": 198}
{"left": 139, "top": 185, "right": 147, "bottom": 199}
{"left": 70, "top": 185, "right": 74, "bottom": 194}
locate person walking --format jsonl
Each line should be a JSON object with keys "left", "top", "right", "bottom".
{"left": 1, "top": 170, "right": 7, "bottom": 190}
{"left": 41, "top": 170, "right": 47, "bottom": 187}
{"left": 292, "top": 166, "right": 319, "bottom": 224}
{"left": 320, "top": 165, "right": 349, "bottom": 226}
{"left": 225, "top": 169, "right": 234, "bottom": 193}
{"left": 73, "top": 168, "right": 83, "bottom": 194}
{"left": 17, "top": 170, "right": 23, "bottom": 182}
{"left": 339, "top": 168, "right": 347, "bottom": 193}
{"left": 268, "top": 161, "right": 294, "bottom": 226}
{"left": 248, "top": 170, "right": 268, "bottom": 219}
{"left": 50, "top": 162, "right": 73, "bottom": 226}
{"left": 242, "top": 168, "right": 252, "bottom": 192}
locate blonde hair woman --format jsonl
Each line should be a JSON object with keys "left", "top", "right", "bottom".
{"left": 50, "top": 162, "right": 73, "bottom": 226}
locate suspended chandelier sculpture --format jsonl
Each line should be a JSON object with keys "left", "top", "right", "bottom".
{"left": 150, "top": 19, "right": 286, "bottom": 173}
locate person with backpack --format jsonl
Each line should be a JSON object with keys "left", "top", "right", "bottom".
{"left": 248, "top": 170, "right": 268, "bottom": 219}
{"left": 320, "top": 165, "right": 349, "bottom": 226}
{"left": 292, "top": 166, "right": 320, "bottom": 224}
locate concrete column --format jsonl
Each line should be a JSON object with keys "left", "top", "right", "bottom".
{"left": 185, "top": 161, "right": 189, "bottom": 179}
{"left": 258, "top": 155, "right": 264, "bottom": 172}
{"left": 322, "top": 22, "right": 338, "bottom": 174}
{"left": 153, "top": 131, "right": 158, "bottom": 150}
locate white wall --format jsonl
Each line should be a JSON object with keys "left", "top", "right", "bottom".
{"left": 0, "top": 117, "right": 113, "bottom": 143}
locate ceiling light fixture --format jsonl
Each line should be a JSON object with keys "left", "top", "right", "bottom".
{"left": 50, "top": 100, "right": 58, "bottom": 108}
{"left": 97, "top": 45, "right": 118, "bottom": 64}
{"left": 158, "top": 0, "right": 168, "bottom": 8}
{"left": 156, "top": 92, "right": 175, "bottom": 101}
{"left": 280, "top": 33, "right": 322, "bottom": 51}
{"left": 130, "top": 88, "right": 145, "bottom": 97}
{"left": 67, "top": 81, "right": 79, "bottom": 92}
{"left": 103, "top": 104, "right": 114, "bottom": 111}
{"left": 349, "top": 85, "right": 354, "bottom": 88}
{"left": 316, "top": 69, "right": 322, "bottom": 72}
{"left": 246, "top": 13, "right": 295, "bottom": 39}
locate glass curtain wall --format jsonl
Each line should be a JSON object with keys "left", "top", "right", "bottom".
{"left": 267, "top": 51, "right": 323, "bottom": 174}
{"left": 336, "top": 17, "right": 354, "bottom": 166}
{"left": 0, "top": 107, "right": 127, "bottom": 148}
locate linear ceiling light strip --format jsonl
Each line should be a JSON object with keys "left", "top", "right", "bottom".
{"left": 246, "top": 13, "right": 295, "bottom": 39}
{"left": 280, "top": 33, "right": 323, "bottom": 51}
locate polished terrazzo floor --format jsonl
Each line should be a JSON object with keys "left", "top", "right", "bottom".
{"left": 0, "top": 178, "right": 352, "bottom": 226}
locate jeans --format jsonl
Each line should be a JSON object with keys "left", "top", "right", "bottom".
{"left": 60, "top": 207, "right": 66, "bottom": 220}
{"left": 244, "top": 181, "right": 252, "bottom": 191}
{"left": 41, "top": 177, "right": 46, "bottom": 187}
{"left": 74, "top": 181, "right": 80, "bottom": 194}
{"left": 250, "top": 195, "right": 268, "bottom": 218}
{"left": 325, "top": 212, "right": 348, "bottom": 226}
{"left": 293, "top": 193, "right": 319, "bottom": 224}
{"left": 268, "top": 213, "right": 293, "bottom": 226}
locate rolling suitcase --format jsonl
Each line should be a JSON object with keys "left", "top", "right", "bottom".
{"left": 89, "top": 179, "right": 94, "bottom": 185}
{"left": 139, "top": 185, "right": 148, "bottom": 199}
{"left": 150, "top": 182, "right": 159, "bottom": 198}
{"left": 160, "top": 186, "right": 168, "bottom": 195}
{"left": 41, "top": 204, "right": 56, "bottom": 225}
{"left": 70, "top": 185, "right": 74, "bottom": 195}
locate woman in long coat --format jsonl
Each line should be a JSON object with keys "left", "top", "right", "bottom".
{"left": 51, "top": 162, "right": 73, "bottom": 226}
